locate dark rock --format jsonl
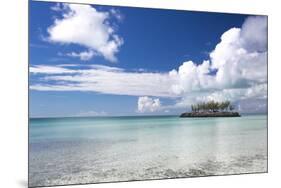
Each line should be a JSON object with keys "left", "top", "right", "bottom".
{"left": 179, "top": 111, "right": 240, "bottom": 118}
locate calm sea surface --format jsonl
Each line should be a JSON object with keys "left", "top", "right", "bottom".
{"left": 29, "top": 115, "right": 267, "bottom": 187}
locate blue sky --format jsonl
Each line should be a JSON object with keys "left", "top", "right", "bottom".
{"left": 29, "top": 1, "right": 268, "bottom": 117}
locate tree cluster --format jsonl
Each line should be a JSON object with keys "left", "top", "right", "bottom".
{"left": 191, "top": 101, "right": 234, "bottom": 112}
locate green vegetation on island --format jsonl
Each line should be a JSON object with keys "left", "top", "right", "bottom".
{"left": 180, "top": 100, "right": 240, "bottom": 118}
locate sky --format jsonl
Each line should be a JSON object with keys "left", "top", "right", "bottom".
{"left": 29, "top": 1, "right": 268, "bottom": 117}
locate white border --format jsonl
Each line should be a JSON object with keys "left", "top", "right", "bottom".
{"left": 0, "top": 0, "right": 280, "bottom": 188}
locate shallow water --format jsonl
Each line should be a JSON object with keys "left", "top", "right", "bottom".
{"left": 29, "top": 115, "right": 267, "bottom": 187}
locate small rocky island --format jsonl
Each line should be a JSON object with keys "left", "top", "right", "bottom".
{"left": 180, "top": 101, "right": 240, "bottom": 118}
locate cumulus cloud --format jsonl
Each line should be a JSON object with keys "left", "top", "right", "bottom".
{"left": 31, "top": 16, "right": 268, "bottom": 113}
{"left": 169, "top": 60, "right": 215, "bottom": 95}
{"left": 47, "top": 3, "right": 123, "bottom": 62}
{"left": 240, "top": 16, "right": 268, "bottom": 52}
{"left": 173, "top": 84, "right": 267, "bottom": 111}
{"left": 168, "top": 16, "right": 267, "bottom": 108}
{"left": 210, "top": 17, "right": 267, "bottom": 88}
{"left": 137, "top": 96, "right": 161, "bottom": 113}
{"left": 168, "top": 16, "right": 267, "bottom": 97}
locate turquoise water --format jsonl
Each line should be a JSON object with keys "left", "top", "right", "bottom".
{"left": 29, "top": 115, "right": 267, "bottom": 187}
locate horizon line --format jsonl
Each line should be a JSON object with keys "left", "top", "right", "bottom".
{"left": 29, "top": 112, "right": 268, "bottom": 119}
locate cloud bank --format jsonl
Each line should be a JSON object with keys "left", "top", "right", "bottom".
{"left": 30, "top": 64, "right": 176, "bottom": 97}
{"left": 75, "top": 110, "right": 108, "bottom": 117}
{"left": 137, "top": 96, "right": 161, "bottom": 112}
{"left": 47, "top": 3, "right": 123, "bottom": 62}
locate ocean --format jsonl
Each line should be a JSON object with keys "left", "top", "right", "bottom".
{"left": 29, "top": 115, "right": 267, "bottom": 187}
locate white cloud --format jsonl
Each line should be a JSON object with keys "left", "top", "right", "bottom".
{"left": 173, "top": 81, "right": 267, "bottom": 108}
{"left": 75, "top": 110, "right": 107, "bottom": 117}
{"left": 66, "top": 51, "right": 96, "bottom": 61}
{"left": 31, "top": 16, "right": 268, "bottom": 113}
{"left": 169, "top": 60, "right": 215, "bottom": 95}
{"left": 167, "top": 16, "right": 267, "bottom": 98}
{"left": 210, "top": 16, "right": 267, "bottom": 88}
{"left": 47, "top": 3, "right": 123, "bottom": 62}
{"left": 30, "top": 64, "right": 176, "bottom": 97}
{"left": 137, "top": 96, "right": 161, "bottom": 113}
{"left": 50, "top": 3, "right": 63, "bottom": 12}
{"left": 110, "top": 8, "right": 124, "bottom": 22}
{"left": 240, "top": 16, "right": 268, "bottom": 52}
{"left": 29, "top": 65, "right": 76, "bottom": 74}
{"left": 167, "top": 16, "right": 267, "bottom": 110}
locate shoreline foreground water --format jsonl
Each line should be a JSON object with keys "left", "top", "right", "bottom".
{"left": 29, "top": 115, "right": 267, "bottom": 187}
